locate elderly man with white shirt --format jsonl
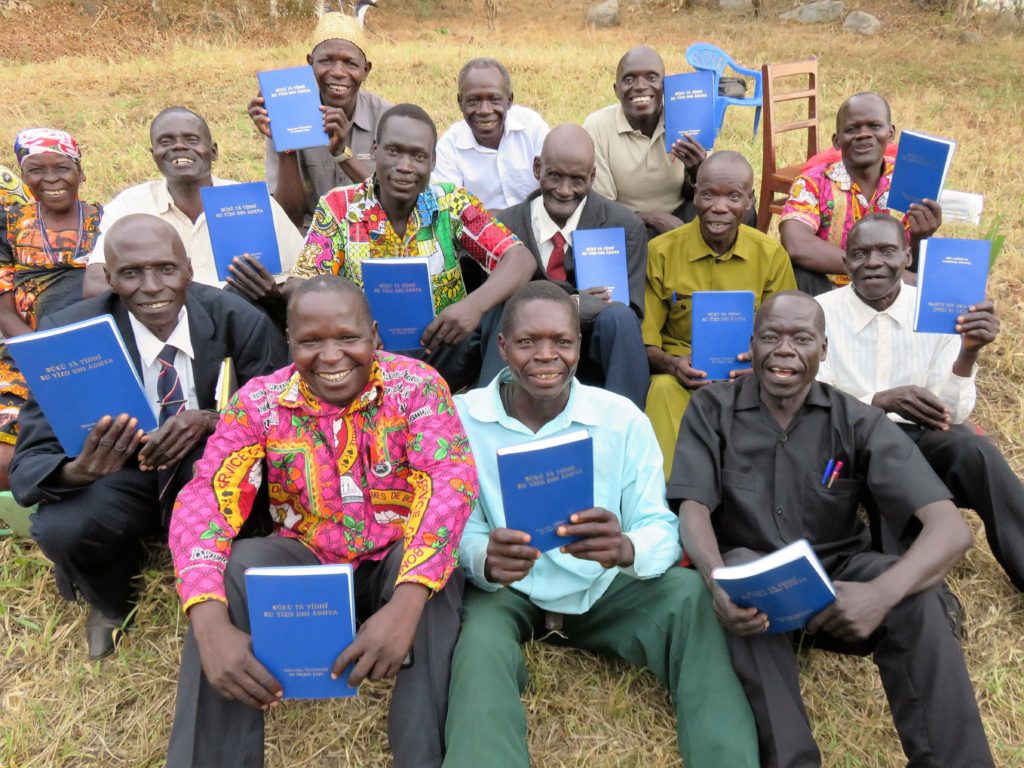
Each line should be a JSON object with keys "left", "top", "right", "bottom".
{"left": 816, "top": 213, "right": 1024, "bottom": 592}
{"left": 433, "top": 58, "right": 549, "bottom": 210}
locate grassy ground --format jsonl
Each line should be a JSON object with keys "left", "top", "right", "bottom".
{"left": 1, "top": 1, "right": 1023, "bottom": 766}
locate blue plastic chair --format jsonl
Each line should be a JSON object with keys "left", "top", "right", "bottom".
{"left": 685, "top": 43, "right": 763, "bottom": 138}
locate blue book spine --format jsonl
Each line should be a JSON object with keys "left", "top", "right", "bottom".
{"left": 572, "top": 227, "right": 630, "bottom": 302}
{"left": 716, "top": 559, "right": 836, "bottom": 634}
{"left": 246, "top": 565, "right": 358, "bottom": 700}
{"left": 200, "top": 181, "right": 282, "bottom": 281}
{"left": 5, "top": 315, "right": 156, "bottom": 456}
{"left": 361, "top": 258, "right": 435, "bottom": 351}
{"left": 663, "top": 71, "right": 717, "bottom": 152}
{"left": 691, "top": 291, "right": 755, "bottom": 381}
{"left": 914, "top": 238, "right": 991, "bottom": 334}
{"left": 887, "top": 130, "right": 956, "bottom": 213}
{"left": 497, "top": 434, "right": 593, "bottom": 553}
{"left": 257, "top": 66, "right": 331, "bottom": 153}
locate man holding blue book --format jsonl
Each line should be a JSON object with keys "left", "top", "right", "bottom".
{"left": 817, "top": 214, "right": 1024, "bottom": 592}
{"left": 443, "top": 281, "right": 760, "bottom": 768}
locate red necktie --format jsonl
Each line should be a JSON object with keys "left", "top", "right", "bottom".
{"left": 547, "top": 232, "right": 568, "bottom": 282}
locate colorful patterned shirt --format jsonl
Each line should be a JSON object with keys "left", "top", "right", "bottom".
{"left": 169, "top": 353, "right": 479, "bottom": 612}
{"left": 780, "top": 159, "right": 908, "bottom": 286}
{"left": 292, "top": 178, "right": 520, "bottom": 314}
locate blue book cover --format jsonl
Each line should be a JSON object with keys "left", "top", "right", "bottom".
{"left": 887, "top": 130, "right": 956, "bottom": 213}
{"left": 257, "top": 66, "right": 331, "bottom": 153}
{"left": 245, "top": 563, "right": 358, "bottom": 700}
{"left": 713, "top": 539, "right": 836, "bottom": 634}
{"left": 572, "top": 227, "right": 630, "bottom": 303}
{"left": 5, "top": 315, "right": 156, "bottom": 456}
{"left": 361, "top": 258, "right": 436, "bottom": 351}
{"left": 914, "top": 238, "right": 991, "bottom": 334}
{"left": 663, "top": 71, "right": 717, "bottom": 152}
{"left": 200, "top": 181, "right": 282, "bottom": 281}
{"left": 497, "top": 429, "right": 593, "bottom": 554}
{"left": 691, "top": 291, "right": 755, "bottom": 381}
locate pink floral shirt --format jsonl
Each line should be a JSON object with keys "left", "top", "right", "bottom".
{"left": 169, "top": 353, "right": 478, "bottom": 612}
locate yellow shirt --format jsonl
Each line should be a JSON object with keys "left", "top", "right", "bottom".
{"left": 642, "top": 220, "right": 797, "bottom": 356}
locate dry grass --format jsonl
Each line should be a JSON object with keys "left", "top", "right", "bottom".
{"left": 1, "top": 1, "right": 1023, "bottom": 766}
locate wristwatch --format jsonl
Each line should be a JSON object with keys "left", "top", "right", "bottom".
{"left": 332, "top": 145, "right": 353, "bottom": 164}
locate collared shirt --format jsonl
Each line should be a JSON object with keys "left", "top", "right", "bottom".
{"left": 642, "top": 219, "right": 797, "bottom": 355}
{"left": 264, "top": 89, "right": 393, "bottom": 227}
{"left": 781, "top": 159, "right": 910, "bottom": 286}
{"left": 583, "top": 103, "right": 688, "bottom": 214}
{"left": 529, "top": 193, "right": 588, "bottom": 273}
{"left": 291, "top": 178, "right": 520, "bottom": 314}
{"left": 816, "top": 283, "right": 976, "bottom": 424}
{"left": 669, "top": 376, "right": 951, "bottom": 568}
{"left": 127, "top": 306, "right": 199, "bottom": 422}
{"left": 86, "top": 177, "right": 304, "bottom": 288}
{"left": 454, "top": 370, "right": 682, "bottom": 614}
{"left": 169, "top": 353, "right": 478, "bottom": 612}
{"left": 433, "top": 104, "right": 549, "bottom": 211}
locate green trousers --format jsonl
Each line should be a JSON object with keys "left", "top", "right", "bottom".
{"left": 443, "top": 567, "right": 759, "bottom": 768}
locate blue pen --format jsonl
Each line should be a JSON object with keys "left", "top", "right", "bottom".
{"left": 671, "top": 291, "right": 679, "bottom": 305}
{"left": 821, "top": 459, "right": 836, "bottom": 486}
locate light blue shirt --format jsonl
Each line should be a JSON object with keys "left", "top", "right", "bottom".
{"left": 454, "top": 371, "right": 682, "bottom": 614}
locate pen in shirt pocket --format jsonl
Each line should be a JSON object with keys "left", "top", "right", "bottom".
{"left": 671, "top": 291, "right": 679, "bottom": 306}
{"left": 823, "top": 460, "right": 844, "bottom": 489}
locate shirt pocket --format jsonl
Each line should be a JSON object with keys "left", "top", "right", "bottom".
{"left": 800, "top": 472, "right": 863, "bottom": 544}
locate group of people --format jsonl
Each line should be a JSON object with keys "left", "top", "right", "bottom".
{"left": 1, "top": 9, "right": 1020, "bottom": 768}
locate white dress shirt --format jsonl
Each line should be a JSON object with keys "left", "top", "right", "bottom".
{"left": 128, "top": 306, "right": 199, "bottom": 423}
{"left": 816, "top": 283, "right": 976, "bottom": 424}
{"left": 433, "top": 105, "right": 550, "bottom": 210}
{"left": 529, "top": 194, "right": 588, "bottom": 274}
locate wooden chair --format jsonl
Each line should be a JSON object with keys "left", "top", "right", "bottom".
{"left": 756, "top": 58, "right": 820, "bottom": 233}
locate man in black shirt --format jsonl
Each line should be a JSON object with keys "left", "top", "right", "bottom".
{"left": 673, "top": 291, "right": 993, "bottom": 768}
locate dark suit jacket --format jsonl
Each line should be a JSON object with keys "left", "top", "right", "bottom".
{"left": 496, "top": 190, "right": 648, "bottom": 319}
{"left": 10, "top": 283, "right": 289, "bottom": 506}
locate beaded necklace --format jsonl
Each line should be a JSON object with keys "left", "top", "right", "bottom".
{"left": 36, "top": 200, "right": 85, "bottom": 264}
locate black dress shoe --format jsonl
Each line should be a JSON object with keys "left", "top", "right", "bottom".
{"left": 85, "top": 606, "right": 128, "bottom": 660}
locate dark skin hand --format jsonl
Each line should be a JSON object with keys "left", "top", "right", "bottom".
{"left": 227, "top": 254, "right": 282, "bottom": 305}
{"left": 421, "top": 295, "right": 485, "bottom": 351}
{"left": 331, "top": 583, "right": 428, "bottom": 686}
{"left": 906, "top": 199, "right": 942, "bottom": 245}
{"left": 484, "top": 527, "right": 541, "bottom": 585}
{"left": 138, "top": 410, "right": 218, "bottom": 471}
{"left": 557, "top": 508, "right": 635, "bottom": 568}
{"left": 955, "top": 300, "right": 999, "bottom": 358}
{"left": 647, "top": 349, "right": 751, "bottom": 388}
{"left": 871, "top": 386, "right": 951, "bottom": 430}
{"left": 58, "top": 414, "right": 145, "bottom": 486}
{"left": 669, "top": 135, "right": 706, "bottom": 172}
{"left": 805, "top": 580, "right": 891, "bottom": 643}
{"left": 637, "top": 210, "right": 684, "bottom": 235}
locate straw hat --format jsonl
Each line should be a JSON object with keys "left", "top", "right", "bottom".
{"left": 310, "top": 11, "right": 366, "bottom": 55}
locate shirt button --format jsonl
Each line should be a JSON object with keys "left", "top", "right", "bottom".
{"left": 775, "top": 507, "right": 783, "bottom": 516}
{"left": 779, "top": 434, "right": 788, "bottom": 443}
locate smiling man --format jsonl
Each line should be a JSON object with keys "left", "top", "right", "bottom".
{"left": 817, "top": 214, "right": 1024, "bottom": 592}
{"left": 249, "top": 12, "right": 392, "bottom": 229}
{"left": 643, "top": 151, "right": 796, "bottom": 477}
{"left": 164, "top": 275, "right": 477, "bottom": 768}
{"left": 289, "top": 103, "right": 536, "bottom": 392}
{"left": 443, "top": 281, "right": 759, "bottom": 768}
{"left": 433, "top": 57, "right": 549, "bottom": 211}
{"left": 673, "top": 291, "right": 994, "bottom": 768}
{"left": 10, "top": 214, "right": 287, "bottom": 659}
{"left": 780, "top": 92, "right": 943, "bottom": 295}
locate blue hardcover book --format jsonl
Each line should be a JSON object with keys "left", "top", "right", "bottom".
{"left": 691, "top": 291, "right": 755, "bottom": 381}
{"left": 5, "top": 315, "right": 156, "bottom": 456}
{"left": 713, "top": 539, "right": 836, "bottom": 634}
{"left": 572, "top": 227, "right": 630, "bottom": 303}
{"left": 663, "top": 71, "right": 717, "bottom": 152}
{"left": 245, "top": 563, "right": 358, "bottom": 700}
{"left": 914, "top": 238, "right": 991, "bottom": 334}
{"left": 257, "top": 66, "right": 331, "bottom": 153}
{"left": 496, "top": 429, "right": 593, "bottom": 554}
{"left": 200, "top": 181, "right": 282, "bottom": 281}
{"left": 887, "top": 130, "right": 957, "bottom": 213}
{"left": 361, "top": 258, "right": 436, "bottom": 351}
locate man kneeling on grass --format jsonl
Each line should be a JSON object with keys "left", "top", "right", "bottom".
{"left": 165, "top": 275, "right": 477, "bottom": 768}
{"left": 442, "top": 281, "right": 759, "bottom": 768}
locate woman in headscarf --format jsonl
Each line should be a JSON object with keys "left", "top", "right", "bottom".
{"left": 0, "top": 128, "right": 102, "bottom": 487}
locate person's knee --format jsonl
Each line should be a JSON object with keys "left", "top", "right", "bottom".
{"left": 593, "top": 302, "right": 639, "bottom": 334}
{"left": 647, "top": 373, "right": 684, "bottom": 403}
{"left": 30, "top": 501, "right": 107, "bottom": 555}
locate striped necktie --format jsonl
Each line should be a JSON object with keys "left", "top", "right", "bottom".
{"left": 156, "top": 344, "right": 186, "bottom": 425}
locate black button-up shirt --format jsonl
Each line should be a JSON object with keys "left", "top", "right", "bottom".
{"left": 669, "top": 377, "right": 951, "bottom": 568}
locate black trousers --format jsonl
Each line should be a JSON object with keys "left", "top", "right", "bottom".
{"left": 722, "top": 548, "right": 994, "bottom": 768}
{"left": 166, "top": 537, "right": 465, "bottom": 768}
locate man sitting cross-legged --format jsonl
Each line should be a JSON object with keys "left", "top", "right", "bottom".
{"left": 10, "top": 213, "right": 287, "bottom": 660}
{"left": 489, "top": 123, "right": 648, "bottom": 408}
{"left": 674, "top": 291, "right": 994, "bottom": 767}
{"left": 817, "top": 213, "right": 1024, "bottom": 592}
{"left": 443, "top": 281, "right": 759, "bottom": 768}
{"left": 165, "top": 275, "right": 478, "bottom": 768}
